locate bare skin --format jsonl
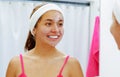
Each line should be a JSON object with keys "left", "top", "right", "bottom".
{"left": 110, "top": 13, "right": 120, "bottom": 49}
{"left": 6, "top": 10, "right": 84, "bottom": 77}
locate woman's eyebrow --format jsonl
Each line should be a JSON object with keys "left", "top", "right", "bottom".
{"left": 45, "top": 19, "right": 63, "bottom": 21}
{"left": 45, "top": 19, "right": 64, "bottom": 22}
{"left": 44, "top": 19, "right": 53, "bottom": 22}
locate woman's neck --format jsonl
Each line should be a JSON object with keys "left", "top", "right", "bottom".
{"left": 31, "top": 43, "right": 58, "bottom": 58}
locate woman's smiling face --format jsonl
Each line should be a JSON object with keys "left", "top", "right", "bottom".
{"left": 33, "top": 10, "right": 64, "bottom": 47}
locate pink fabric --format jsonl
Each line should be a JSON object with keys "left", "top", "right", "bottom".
{"left": 57, "top": 56, "right": 69, "bottom": 77}
{"left": 86, "top": 16, "right": 100, "bottom": 77}
{"left": 19, "top": 54, "right": 69, "bottom": 77}
{"left": 19, "top": 54, "right": 27, "bottom": 77}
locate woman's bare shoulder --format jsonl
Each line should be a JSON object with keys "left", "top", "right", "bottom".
{"left": 67, "top": 56, "right": 80, "bottom": 64}
{"left": 67, "top": 56, "right": 84, "bottom": 77}
{"left": 9, "top": 55, "right": 21, "bottom": 66}
{"left": 7, "top": 55, "right": 21, "bottom": 71}
{"left": 6, "top": 55, "right": 21, "bottom": 77}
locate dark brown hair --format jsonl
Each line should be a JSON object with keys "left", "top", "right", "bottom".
{"left": 24, "top": 3, "right": 46, "bottom": 51}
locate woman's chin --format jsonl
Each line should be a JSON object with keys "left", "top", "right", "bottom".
{"left": 48, "top": 42, "right": 58, "bottom": 47}
{"left": 51, "top": 44, "right": 58, "bottom": 47}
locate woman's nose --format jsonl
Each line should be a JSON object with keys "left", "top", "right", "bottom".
{"left": 51, "top": 25, "right": 59, "bottom": 33}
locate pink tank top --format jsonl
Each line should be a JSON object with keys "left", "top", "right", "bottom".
{"left": 18, "top": 54, "right": 69, "bottom": 77}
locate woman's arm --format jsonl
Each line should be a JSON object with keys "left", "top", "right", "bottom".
{"left": 69, "top": 57, "right": 84, "bottom": 77}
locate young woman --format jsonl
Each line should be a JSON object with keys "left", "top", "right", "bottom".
{"left": 6, "top": 3, "right": 83, "bottom": 77}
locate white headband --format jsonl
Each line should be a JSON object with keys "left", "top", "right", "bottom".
{"left": 113, "top": 0, "right": 120, "bottom": 24}
{"left": 29, "top": 3, "right": 64, "bottom": 35}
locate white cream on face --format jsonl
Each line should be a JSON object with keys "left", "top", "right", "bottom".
{"left": 34, "top": 10, "right": 64, "bottom": 47}
{"left": 30, "top": 3, "right": 64, "bottom": 35}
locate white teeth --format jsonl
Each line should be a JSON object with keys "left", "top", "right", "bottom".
{"left": 48, "top": 36, "right": 58, "bottom": 38}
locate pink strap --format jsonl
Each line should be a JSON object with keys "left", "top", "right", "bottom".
{"left": 20, "top": 54, "right": 25, "bottom": 73}
{"left": 57, "top": 56, "right": 69, "bottom": 77}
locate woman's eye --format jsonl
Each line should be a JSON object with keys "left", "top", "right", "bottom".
{"left": 45, "top": 23, "right": 52, "bottom": 26}
{"left": 58, "top": 23, "right": 63, "bottom": 27}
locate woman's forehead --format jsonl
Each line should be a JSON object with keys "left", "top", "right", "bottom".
{"left": 41, "top": 10, "right": 64, "bottom": 20}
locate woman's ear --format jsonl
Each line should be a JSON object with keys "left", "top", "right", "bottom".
{"left": 32, "top": 28, "right": 36, "bottom": 36}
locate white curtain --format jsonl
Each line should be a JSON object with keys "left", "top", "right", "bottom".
{"left": 0, "top": 1, "right": 90, "bottom": 77}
